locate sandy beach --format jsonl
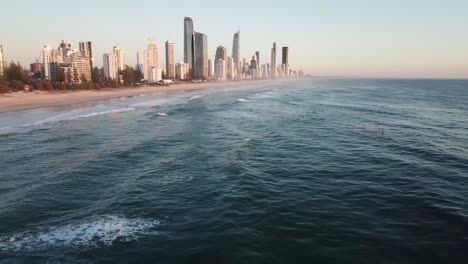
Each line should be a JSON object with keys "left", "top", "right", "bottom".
{"left": 0, "top": 80, "right": 281, "bottom": 113}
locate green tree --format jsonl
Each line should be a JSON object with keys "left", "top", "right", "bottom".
{"left": 5, "top": 61, "right": 28, "bottom": 83}
{"left": 122, "top": 65, "right": 135, "bottom": 85}
{"left": 91, "top": 67, "right": 102, "bottom": 83}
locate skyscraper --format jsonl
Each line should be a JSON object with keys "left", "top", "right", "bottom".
{"left": 42, "top": 45, "right": 60, "bottom": 80}
{"left": 282, "top": 47, "right": 289, "bottom": 77}
{"left": 208, "top": 59, "right": 214, "bottom": 77}
{"left": 0, "top": 45, "right": 4, "bottom": 77}
{"left": 113, "top": 46, "right": 124, "bottom": 72}
{"left": 137, "top": 50, "right": 147, "bottom": 80}
{"left": 255, "top": 51, "right": 260, "bottom": 67}
{"left": 165, "top": 41, "right": 175, "bottom": 79}
{"left": 147, "top": 38, "right": 160, "bottom": 76}
{"left": 215, "top": 46, "right": 227, "bottom": 62}
{"left": 103, "top": 52, "right": 118, "bottom": 80}
{"left": 194, "top": 32, "right": 208, "bottom": 78}
{"left": 58, "top": 40, "right": 72, "bottom": 63}
{"left": 232, "top": 31, "right": 240, "bottom": 66}
{"left": 70, "top": 52, "right": 92, "bottom": 83}
{"left": 184, "top": 17, "right": 195, "bottom": 73}
{"left": 79, "top": 41, "right": 93, "bottom": 69}
{"left": 271, "top": 42, "right": 277, "bottom": 78}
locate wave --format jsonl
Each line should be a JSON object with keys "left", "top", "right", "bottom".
{"left": 188, "top": 94, "right": 204, "bottom": 101}
{"left": 0, "top": 215, "right": 160, "bottom": 252}
{"left": 237, "top": 98, "right": 249, "bottom": 103}
{"left": 156, "top": 112, "right": 168, "bottom": 116}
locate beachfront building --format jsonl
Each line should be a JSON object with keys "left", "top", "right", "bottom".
{"left": 148, "top": 67, "right": 162, "bottom": 83}
{"left": 255, "top": 51, "right": 260, "bottom": 67}
{"left": 232, "top": 31, "right": 240, "bottom": 76}
{"left": 79, "top": 41, "right": 93, "bottom": 69}
{"left": 175, "top": 62, "right": 190, "bottom": 80}
{"left": 103, "top": 52, "right": 118, "bottom": 80}
{"left": 70, "top": 52, "right": 92, "bottom": 83}
{"left": 165, "top": 41, "right": 175, "bottom": 79}
{"left": 271, "top": 42, "right": 277, "bottom": 78}
{"left": 282, "top": 47, "right": 289, "bottom": 77}
{"left": 147, "top": 38, "right": 160, "bottom": 74}
{"left": 113, "top": 46, "right": 124, "bottom": 72}
{"left": 215, "top": 59, "right": 226, "bottom": 81}
{"left": 227, "top": 56, "right": 235, "bottom": 80}
{"left": 58, "top": 40, "right": 72, "bottom": 63}
{"left": 208, "top": 59, "right": 214, "bottom": 77}
{"left": 42, "top": 45, "right": 61, "bottom": 81}
{"left": 137, "top": 50, "right": 147, "bottom": 80}
{"left": 184, "top": 17, "right": 195, "bottom": 75}
{"left": 194, "top": 32, "right": 208, "bottom": 79}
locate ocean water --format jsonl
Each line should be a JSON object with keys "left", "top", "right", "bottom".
{"left": 0, "top": 78, "right": 467, "bottom": 263}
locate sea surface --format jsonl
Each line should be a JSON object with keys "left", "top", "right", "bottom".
{"left": 0, "top": 78, "right": 467, "bottom": 263}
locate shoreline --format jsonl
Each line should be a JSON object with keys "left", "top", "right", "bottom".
{"left": 0, "top": 79, "right": 289, "bottom": 114}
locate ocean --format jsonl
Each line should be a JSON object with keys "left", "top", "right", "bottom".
{"left": 0, "top": 78, "right": 467, "bottom": 263}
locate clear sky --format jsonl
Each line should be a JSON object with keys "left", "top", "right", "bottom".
{"left": 2, "top": 0, "right": 467, "bottom": 78}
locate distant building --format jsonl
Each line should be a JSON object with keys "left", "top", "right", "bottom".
{"left": 250, "top": 55, "right": 257, "bottom": 70}
{"left": 103, "top": 53, "right": 118, "bottom": 80}
{"left": 147, "top": 39, "right": 160, "bottom": 77}
{"left": 255, "top": 51, "right": 260, "bottom": 67}
{"left": 271, "top": 43, "right": 277, "bottom": 77}
{"left": 79, "top": 41, "right": 93, "bottom": 69}
{"left": 113, "top": 46, "right": 124, "bottom": 72}
{"left": 232, "top": 31, "right": 240, "bottom": 72}
{"left": 42, "top": 45, "right": 61, "bottom": 80}
{"left": 175, "top": 61, "right": 190, "bottom": 80}
{"left": 137, "top": 50, "right": 147, "bottom": 80}
{"left": 30, "top": 62, "right": 43, "bottom": 75}
{"left": 215, "top": 59, "right": 226, "bottom": 81}
{"left": 58, "top": 40, "right": 72, "bottom": 63}
{"left": 165, "top": 41, "right": 175, "bottom": 79}
{"left": 216, "top": 46, "right": 227, "bottom": 62}
{"left": 0, "top": 45, "right": 4, "bottom": 77}
{"left": 282, "top": 47, "right": 289, "bottom": 77}
{"left": 227, "top": 56, "right": 235, "bottom": 80}
{"left": 148, "top": 67, "right": 162, "bottom": 83}
{"left": 208, "top": 59, "right": 214, "bottom": 77}
{"left": 70, "top": 52, "right": 92, "bottom": 83}
{"left": 184, "top": 17, "right": 195, "bottom": 74}
{"left": 194, "top": 32, "right": 208, "bottom": 79}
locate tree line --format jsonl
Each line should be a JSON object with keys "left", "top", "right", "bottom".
{"left": 0, "top": 61, "right": 146, "bottom": 93}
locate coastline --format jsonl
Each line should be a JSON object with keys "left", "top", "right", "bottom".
{"left": 0, "top": 79, "right": 285, "bottom": 114}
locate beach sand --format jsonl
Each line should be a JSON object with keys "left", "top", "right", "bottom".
{"left": 0, "top": 80, "right": 281, "bottom": 113}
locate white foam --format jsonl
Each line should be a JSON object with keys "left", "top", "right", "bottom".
{"left": 156, "top": 112, "right": 167, "bottom": 116}
{"left": 237, "top": 98, "right": 249, "bottom": 103}
{"left": 188, "top": 95, "right": 204, "bottom": 101}
{"left": 73, "top": 107, "right": 135, "bottom": 119}
{"left": 0, "top": 215, "right": 160, "bottom": 252}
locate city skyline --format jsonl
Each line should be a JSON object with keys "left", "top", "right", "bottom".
{"left": 1, "top": 0, "right": 468, "bottom": 79}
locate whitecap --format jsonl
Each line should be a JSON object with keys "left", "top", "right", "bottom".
{"left": 237, "top": 98, "right": 249, "bottom": 103}
{"left": 0, "top": 215, "right": 160, "bottom": 252}
{"left": 156, "top": 112, "right": 167, "bottom": 116}
{"left": 188, "top": 95, "right": 204, "bottom": 101}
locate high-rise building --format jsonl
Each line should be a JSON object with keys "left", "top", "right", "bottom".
{"left": 175, "top": 62, "right": 190, "bottom": 80}
{"left": 103, "top": 53, "right": 118, "bottom": 80}
{"left": 113, "top": 46, "right": 124, "bottom": 72}
{"left": 184, "top": 17, "right": 195, "bottom": 73}
{"left": 70, "top": 52, "right": 92, "bottom": 83}
{"left": 147, "top": 39, "right": 160, "bottom": 76}
{"left": 215, "top": 59, "right": 226, "bottom": 81}
{"left": 30, "top": 62, "right": 43, "bottom": 75}
{"left": 194, "top": 32, "right": 208, "bottom": 78}
{"left": 58, "top": 40, "right": 72, "bottom": 63}
{"left": 79, "top": 41, "right": 93, "bottom": 69}
{"left": 165, "top": 41, "right": 175, "bottom": 79}
{"left": 215, "top": 46, "right": 227, "bottom": 62}
{"left": 232, "top": 31, "right": 240, "bottom": 68}
{"left": 208, "top": 59, "right": 214, "bottom": 77}
{"left": 227, "top": 56, "right": 235, "bottom": 80}
{"left": 0, "top": 45, "right": 4, "bottom": 77}
{"left": 250, "top": 55, "right": 257, "bottom": 70}
{"left": 255, "top": 51, "right": 260, "bottom": 67}
{"left": 282, "top": 47, "right": 289, "bottom": 77}
{"left": 148, "top": 67, "right": 162, "bottom": 83}
{"left": 271, "top": 43, "right": 277, "bottom": 77}
{"left": 137, "top": 50, "right": 147, "bottom": 79}
{"left": 42, "top": 45, "right": 61, "bottom": 80}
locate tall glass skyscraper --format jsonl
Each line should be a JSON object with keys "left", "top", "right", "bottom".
{"left": 194, "top": 32, "right": 208, "bottom": 78}
{"left": 271, "top": 42, "right": 276, "bottom": 77}
{"left": 282, "top": 47, "right": 289, "bottom": 77}
{"left": 232, "top": 31, "right": 240, "bottom": 66}
{"left": 184, "top": 17, "right": 194, "bottom": 73}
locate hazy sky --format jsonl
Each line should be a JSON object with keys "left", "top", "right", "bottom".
{"left": 2, "top": 0, "right": 467, "bottom": 78}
